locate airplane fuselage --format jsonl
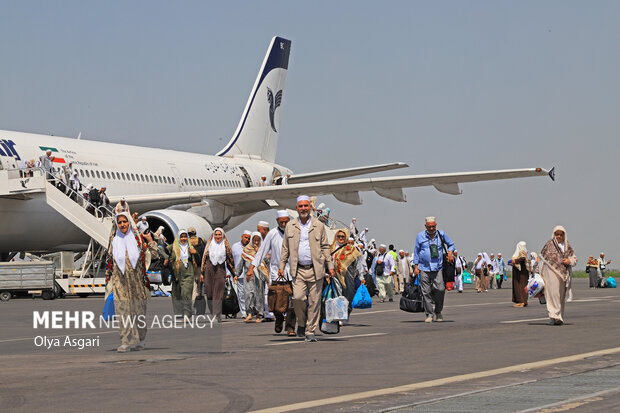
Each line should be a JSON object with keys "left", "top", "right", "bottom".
{"left": 0, "top": 130, "right": 292, "bottom": 253}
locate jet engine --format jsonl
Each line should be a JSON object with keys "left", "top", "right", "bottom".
{"left": 140, "top": 210, "right": 213, "bottom": 244}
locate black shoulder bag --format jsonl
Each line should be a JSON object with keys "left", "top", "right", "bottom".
{"left": 437, "top": 232, "right": 455, "bottom": 284}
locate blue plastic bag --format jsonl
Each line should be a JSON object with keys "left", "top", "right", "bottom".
{"left": 103, "top": 292, "right": 115, "bottom": 320}
{"left": 606, "top": 277, "right": 617, "bottom": 288}
{"left": 352, "top": 284, "right": 372, "bottom": 309}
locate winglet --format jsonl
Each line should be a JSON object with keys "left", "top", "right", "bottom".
{"left": 548, "top": 167, "right": 555, "bottom": 181}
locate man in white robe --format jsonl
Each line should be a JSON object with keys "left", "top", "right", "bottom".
{"left": 248, "top": 211, "right": 296, "bottom": 335}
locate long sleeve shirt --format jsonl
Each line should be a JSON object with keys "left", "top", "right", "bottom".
{"left": 252, "top": 227, "right": 290, "bottom": 282}
{"left": 370, "top": 252, "right": 396, "bottom": 276}
{"left": 413, "top": 230, "right": 455, "bottom": 272}
{"left": 497, "top": 258, "right": 506, "bottom": 273}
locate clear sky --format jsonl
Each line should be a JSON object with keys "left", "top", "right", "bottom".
{"left": 1, "top": 1, "right": 618, "bottom": 265}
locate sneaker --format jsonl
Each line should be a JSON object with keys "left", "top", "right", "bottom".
{"left": 133, "top": 341, "right": 145, "bottom": 351}
{"left": 117, "top": 345, "right": 130, "bottom": 353}
{"left": 297, "top": 326, "right": 306, "bottom": 337}
{"left": 435, "top": 313, "right": 443, "bottom": 322}
{"left": 305, "top": 334, "right": 318, "bottom": 342}
{"left": 424, "top": 316, "right": 433, "bottom": 323}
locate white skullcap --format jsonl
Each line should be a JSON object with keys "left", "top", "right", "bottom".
{"left": 141, "top": 216, "right": 147, "bottom": 220}
{"left": 399, "top": 249, "right": 404, "bottom": 253}
{"left": 352, "top": 218, "right": 356, "bottom": 221}
{"left": 454, "top": 249, "right": 458, "bottom": 253}
{"left": 243, "top": 230, "right": 252, "bottom": 235}
{"left": 296, "top": 195, "right": 311, "bottom": 203}
{"left": 379, "top": 244, "right": 387, "bottom": 249}
{"left": 497, "top": 252, "right": 502, "bottom": 255}
{"left": 121, "top": 197, "right": 126, "bottom": 201}
{"left": 425, "top": 216, "right": 436, "bottom": 223}
{"left": 371, "top": 238, "right": 376, "bottom": 242}
{"left": 365, "top": 228, "right": 369, "bottom": 231}
{"left": 477, "top": 252, "right": 482, "bottom": 256}
{"left": 348, "top": 237, "right": 354, "bottom": 241}
{"left": 258, "top": 221, "right": 269, "bottom": 228}
{"left": 276, "top": 210, "right": 289, "bottom": 218}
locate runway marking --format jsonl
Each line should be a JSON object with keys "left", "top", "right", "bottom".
{"left": 380, "top": 379, "right": 538, "bottom": 412}
{"left": 249, "top": 346, "right": 620, "bottom": 412}
{"left": 448, "top": 301, "right": 512, "bottom": 307}
{"left": 516, "top": 385, "right": 620, "bottom": 412}
{"left": 264, "top": 332, "right": 387, "bottom": 346}
{"left": 354, "top": 309, "right": 396, "bottom": 315}
{"left": 500, "top": 317, "right": 549, "bottom": 324}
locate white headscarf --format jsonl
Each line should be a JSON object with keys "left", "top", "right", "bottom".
{"left": 512, "top": 241, "right": 528, "bottom": 261}
{"left": 178, "top": 229, "right": 189, "bottom": 268}
{"left": 552, "top": 225, "right": 567, "bottom": 253}
{"left": 209, "top": 227, "right": 227, "bottom": 265}
{"left": 112, "top": 213, "right": 140, "bottom": 275}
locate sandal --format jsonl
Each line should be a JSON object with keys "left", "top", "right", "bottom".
{"left": 287, "top": 330, "right": 296, "bottom": 337}
{"left": 244, "top": 314, "right": 253, "bottom": 323}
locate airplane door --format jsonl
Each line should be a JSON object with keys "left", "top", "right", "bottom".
{"left": 168, "top": 163, "right": 185, "bottom": 191}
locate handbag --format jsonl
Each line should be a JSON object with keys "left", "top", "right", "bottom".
{"left": 320, "top": 279, "right": 341, "bottom": 334}
{"left": 400, "top": 275, "right": 424, "bottom": 313}
{"left": 352, "top": 284, "right": 372, "bottom": 309}
{"left": 268, "top": 278, "right": 293, "bottom": 313}
{"left": 222, "top": 279, "right": 240, "bottom": 317}
{"left": 194, "top": 282, "right": 206, "bottom": 315}
{"left": 437, "top": 232, "right": 455, "bottom": 283}
{"left": 103, "top": 291, "right": 115, "bottom": 321}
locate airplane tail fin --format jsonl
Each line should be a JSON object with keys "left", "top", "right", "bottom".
{"left": 217, "top": 36, "right": 291, "bottom": 163}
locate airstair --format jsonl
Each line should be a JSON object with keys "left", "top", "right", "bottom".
{"left": 1, "top": 167, "right": 114, "bottom": 295}
{"left": 0, "top": 167, "right": 113, "bottom": 245}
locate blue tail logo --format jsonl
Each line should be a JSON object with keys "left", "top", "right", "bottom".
{"left": 267, "top": 88, "right": 283, "bottom": 132}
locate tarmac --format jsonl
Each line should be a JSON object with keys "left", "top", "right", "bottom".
{"left": 1, "top": 277, "right": 619, "bottom": 412}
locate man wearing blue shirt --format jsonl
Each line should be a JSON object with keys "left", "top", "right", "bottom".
{"left": 413, "top": 216, "right": 455, "bottom": 323}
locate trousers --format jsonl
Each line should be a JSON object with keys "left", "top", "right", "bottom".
{"left": 420, "top": 270, "right": 445, "bottom": 316}
{"left": 292, "top": 267, "right": 323, "bottom": 335}
{"left": 376, "top": 275, "right": 394, "bottom": 300}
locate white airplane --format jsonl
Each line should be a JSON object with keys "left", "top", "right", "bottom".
{"left": 0, "top": 36, "right": 554, "bottom": 256}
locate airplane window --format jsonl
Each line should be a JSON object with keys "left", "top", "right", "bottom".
{"left": 84, "top": 170, "right": 89, "bottom": 178}
{"left": 106, "top": 171, "right": 111, "bottom": 179}
{"left": 193, "top": 179, "right": 197, "bottom": 186}
{"left": 139, "top": 174, "right": 143, "bottom": 182}
{"left": 158, "top": 176, "right": 162, "bottom": 183}
{"left": 130, "top": 173, "right": 135, "bottom": 181}
{"left": 184, "top": 178, "right": 188, "bottom": 185}
{"left": 95, "top": 171, "right": 100, "bottom": 178}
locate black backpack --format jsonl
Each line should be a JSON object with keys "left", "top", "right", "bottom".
{"left": 374, "top": 259, "right": 385, "bottom": 277}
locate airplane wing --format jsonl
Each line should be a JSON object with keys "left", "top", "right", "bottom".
{"left": 288, "top": 162, "right": 409, "bottom": 184}
{"left": 110, "top": 167, "right": 554, "bottom": 215}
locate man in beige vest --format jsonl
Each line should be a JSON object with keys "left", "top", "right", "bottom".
{"left": 279, "top": 195, "right": 335, "bottom": 342}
